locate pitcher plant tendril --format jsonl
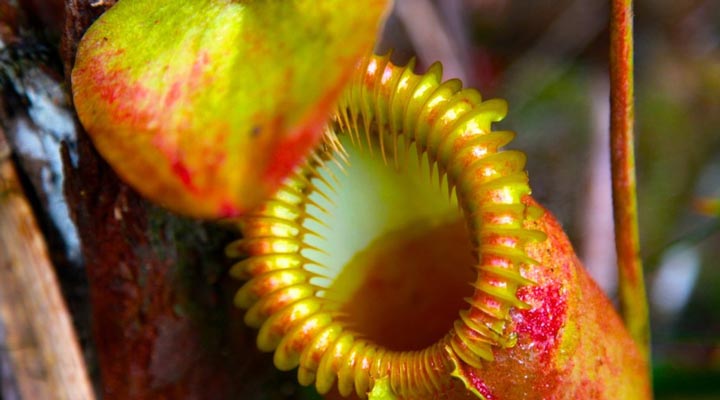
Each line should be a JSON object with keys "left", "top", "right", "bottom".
{"left": 227, "top": 54, "right": 546, "bottom": 398}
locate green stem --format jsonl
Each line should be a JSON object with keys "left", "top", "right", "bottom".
{"left": 609, "top": 0, "right": 650, "bottom": 361}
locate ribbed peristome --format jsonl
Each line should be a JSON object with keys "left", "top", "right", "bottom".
{"left": 226, "top": 53, "right": 545, "bottom": 399}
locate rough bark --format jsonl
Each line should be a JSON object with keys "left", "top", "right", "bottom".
{"left": 1, "top": 129, "right": 94, "bottom": 400}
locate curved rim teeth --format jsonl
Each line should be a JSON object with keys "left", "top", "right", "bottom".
{"left": 228, "top": 54, "right": 546, "bottom": 398}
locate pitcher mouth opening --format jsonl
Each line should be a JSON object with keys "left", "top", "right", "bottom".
{"left": 301, "top": 134, "right": 476, "bottom": 352}
{"left": 226, "top": 55, "right": 541, "bottom": 398}
{"left": 231, "top": 129, "right": 476, "bottom": 345}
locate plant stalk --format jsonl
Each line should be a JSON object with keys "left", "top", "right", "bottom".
{"left": 609, "top": 0, "right": 650, "bottom": 361}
